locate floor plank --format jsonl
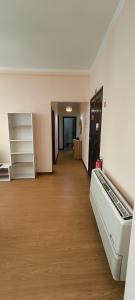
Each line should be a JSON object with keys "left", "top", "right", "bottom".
{"left": 0, "top": 151, "right": 124, "bottom": 299}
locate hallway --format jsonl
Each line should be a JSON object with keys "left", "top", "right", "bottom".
{"left": 0, "top": 152, "right": 124, "bottom": 300}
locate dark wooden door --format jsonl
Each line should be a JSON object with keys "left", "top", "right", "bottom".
{"left": 58, "top": 115, "right": 59, "bottom": 150}
{"left": 51, "top": 109, "right": 56, "bottom": 164}
{"left": 88, "top": 87, "right": 103, "bottom": 175}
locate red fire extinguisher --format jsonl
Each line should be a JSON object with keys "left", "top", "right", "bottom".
{"left": 95, "top": 159, "right": 103, "bottom": 170}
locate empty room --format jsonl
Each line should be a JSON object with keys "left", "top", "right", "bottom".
{"left": 0, "top": 0, "right": 135, "bottom": 299}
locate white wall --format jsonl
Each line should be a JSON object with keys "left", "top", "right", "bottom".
{"left": 80, "top": 102, "right": 90, "bottom": 169}
{"left": 0, "top": 74, "right": 89, "bottom": 172}
{"left": 90, "top": 0, "right": 135, "bottom": 206}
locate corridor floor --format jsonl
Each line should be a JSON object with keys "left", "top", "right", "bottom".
{"left": 0, "top": 151, "right": 124, "bottom": 299}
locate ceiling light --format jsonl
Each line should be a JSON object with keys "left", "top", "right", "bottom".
{"left": 66, "top": 106, "right": 72, "bottom": 112}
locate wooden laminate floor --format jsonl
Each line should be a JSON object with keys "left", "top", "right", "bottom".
{"left": 0, "top": 151, "right": 124, "bottom": 300}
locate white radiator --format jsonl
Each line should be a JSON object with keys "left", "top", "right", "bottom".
{"left": 90, "top": 169, "right": 133, "bottom": 281}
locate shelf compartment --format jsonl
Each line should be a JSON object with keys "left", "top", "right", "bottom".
{"left": 0, "top": 172, "right": 9, "bottom": 176}
{"left": 11, "top": 153, "right": 34, "bottom": 164}
{"left": 10, "top": 141, "right": 33, "bottom": 153}
{"left": 12, "top": 164, "right": 35, "bottom": 179}
{"left": 9, "top": 126, "right": 33, "bottom": 140}
{"left": 8, "top": 113, "right": 32, "bottom": 127}
{"left": 0, "top": 169, "right": 9, "bottom": 174}
{"left": 0, "top": 176, "right": 10, "bottom": 181}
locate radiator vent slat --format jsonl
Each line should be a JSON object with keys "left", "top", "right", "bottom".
{"left": 95, "top": 170, "right": 132, "bottom": 220}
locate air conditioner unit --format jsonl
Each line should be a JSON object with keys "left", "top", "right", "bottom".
{"left": 90, "top": 169, "right": 133, "bottom": 281}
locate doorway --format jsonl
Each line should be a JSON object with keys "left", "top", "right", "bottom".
{"left": 63, "top": 117, "right": 76, "bottom": 150}
{"left": 88, "top": 87, "right": 103, "bottom": 175}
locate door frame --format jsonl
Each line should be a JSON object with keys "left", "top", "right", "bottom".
{"left": 88, "top": 86, "right": 103, "bottom": 175}
{"left": 63, "top": 116, "right": 76, "bottom": 150}
{"left": 58, "top": 115, "right": 60, "bottom": 150}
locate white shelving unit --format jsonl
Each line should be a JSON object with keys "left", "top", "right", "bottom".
{"left": 8, "top": 113, "right": 35, "bottom": 179}
{"left": 0, "top": 163, "right": 11, "bottom": 181}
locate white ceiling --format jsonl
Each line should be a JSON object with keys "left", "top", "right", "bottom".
{"left": 0, "top": 0, "right": 120, "bottom": 72}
